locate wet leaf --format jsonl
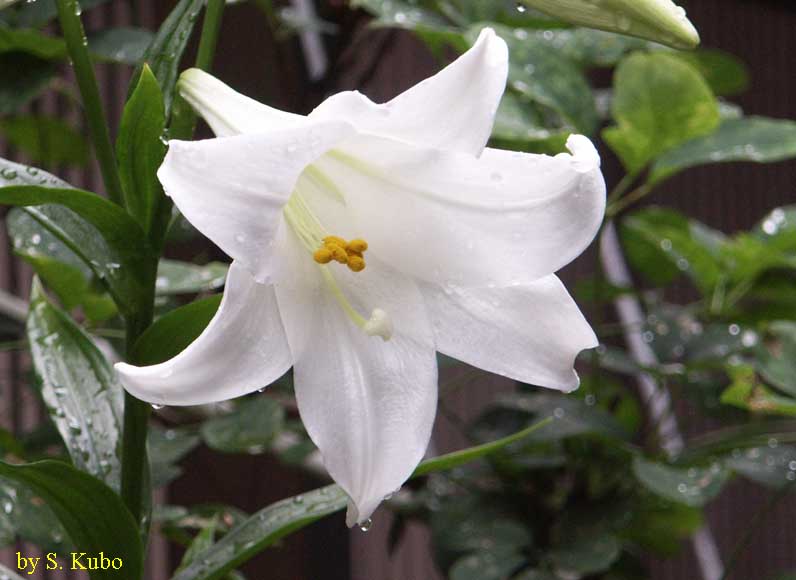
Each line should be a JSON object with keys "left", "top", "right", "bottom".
{"left": 27, "top": 279, "right": 123, "bottom": 489}
{"left": 632, "top": 457, "right": 728, "bottom": 507}
{"left": 201, "top": 397, "right": 285, "bottom": 454}
{"left": 156, "top": 259, "right": 228, "bottom": 295}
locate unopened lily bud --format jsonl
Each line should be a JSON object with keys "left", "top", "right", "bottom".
{"left": 520, "top": 0, "right": 699, "bottom": 50}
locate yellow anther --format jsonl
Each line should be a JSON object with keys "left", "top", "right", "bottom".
{"left": 328, "top": 244, "right": 349, "bottom": 264}
{"left": 313, "top": 248, "right": 333, "bottom": 264}
{"left": 323, "top": 236, "right": 347, "bottom": 247}
{"left": 347, "top": 239, "right": 368, "bottom": 253}
{"left": 347, "top": 255, "right": 366, "bottom": 272}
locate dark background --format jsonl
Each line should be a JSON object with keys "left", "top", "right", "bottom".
{"left": 2, "top": 0, "right": 795, "bottom": 578}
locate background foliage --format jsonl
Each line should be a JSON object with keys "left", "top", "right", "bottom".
{"left": 0, "top": 1, "right": 795, "bottom": 579}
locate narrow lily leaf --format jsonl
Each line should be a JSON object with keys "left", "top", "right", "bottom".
{"left": 0, "top": 460, "right": 142, "bottom": 580}
{"left": 0, "top": 158, "right": 157, "bottom": 322}
{"left": 156, "top": 259, "right": 228, "bottom": 295}
{"left": 117, "top": 65, "right": 168, "bottom": 243}
{"left": 519, "top": 0, "right": 699, "bottom": 50}
{"left": 132, "top": 294, "right": 221, "bottom": 366}
{"left": 414, "top": 416, "right": 553, "bottom": 476}
{"left": 632, "top": 457, "right": 728, "bottom": 507}
{"left": 9, "top": 208, "right": 117, "bottom": 322}
{"left": 88, "top": 27, "right": 154, "bottom": 65}
{"left": 603, "top": 52, "right": 720, "bottom": 174}
{"left": 0, "top": 115, "right": 89, "bottom": 167}
{"left": 173, "top": 418, "right": 554, "bottom": 580}
{"left": 0, "top": 24, "right": 66, "bottom": 59}
{"left": 650, "top": 117, "right": 796, "bottom": 185}
{"left": 27, "top": 278, "right": 124, "bottom": 488}
{"left": 132, "top": 0, "right": 205, "bottom": 117}
{"left": 175, "top": 518, "right": 218, "bottom": 574}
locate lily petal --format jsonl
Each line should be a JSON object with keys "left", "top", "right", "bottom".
{"left": 158, "top": 121, "right": 354, "bottom": 282}
{"left": 421, "top": 275, "right": 598, "bottom": 392}
{"left": 309, "top": 28, "right": 508, "bottom": 157}
{"left": 274, "top": 231, "right": 437, "bottom": 526}
{"left": 312, "top": 134, "right": 605, "bottom": 287}
{"left": 179, "top": 68, "right": 307, "bottom": 136}
{"left": 115, "top": 262, "right": 292, "bottom": 406}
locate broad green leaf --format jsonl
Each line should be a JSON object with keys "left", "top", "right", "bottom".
{"left": 134, "top": 0, "right": 205, "bottom": 117}
{"left": 132, "top": 294, "right": 221, "bottom": 366}
{"left": 1, "top": 0, "right": 110, "bottom": 28}
{"left": 620, "top": 207, "right": 725, "bottom": 293}
{"left": 0, "top": 475, "right": 70, "bottom": 552}
{"left": 623, "top": 496, "right": 702, "bottom": 555}
{"left": 431, "top": 496, "right": 531, "bottom": 569}
{"left": 632, "top": 457, "right": 728, "bottom": 507}
{"left": 89, "top": 27, "right": 154, "bottom": 64}
{"left": 721, "top": 364, "right": 796, "bottom": 417}
{"left": 726, "top": 446, "right": 796, "bottom": 489}
{"left": 0, "top": 158, "right": 157, "bottom": 325}
{"left": 674, "top": 49, "right": 749, "bottom": 97}
{"left": 532, "top": 28, "right": 650, "bottom": 68}
{"left": 487, "top": 26, "right": 598, "bottom": 135}
{"left": 156, "top": 259, "right": 228, "bottom": 295}
{"left": 519, "top": 0, "right": 699, "bottom": 49}
{"left": 0, "top": 115, "right": 89, "bottom": 167}
{"left": 8, "top": 208, "right": 116, "bottom": 322}
{"left": 0, "top": 460, "right": 142, "bottom": 580}
{"left": 27, "top": 279, "right": 123, "bottom": 488}
{"left": 757, "top": 322, "right": 796, "bottom": 397}
{"left": 173, "top": 419, "right": 554, "bottom": 580}
{"left": 493, "top": 392, "right": 628, "bottom": 442}
{"left": 0, "top": 52, "right": 56, "bottom": 114}
{"left": 117, "top": 65, "right": 168, "bottom": 244}
{"left": 491, "top": 92, "right": 569, "bottom": 153}
{"left": 201, "top": 397, "right": 285, "bottom": 454}
{"left": 549, "top": 530, "right": 620, "bottom": 575}
{"left": 450, "top": 550, "right": 526, "bottom": 580}
{"left": 149, "top": 426, "right": 201, "bottom": 488}
{"left": 650, "top": 117, "right": 796, "bottom": 185}
{"left": 603, "top": 52, "right": 720, "bottom": 174}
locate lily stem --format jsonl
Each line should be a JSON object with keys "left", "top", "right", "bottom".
{"left": 169, "top": 0, "right": 226, "bottom": 139}
{"left": 119, "top": 0, "right": 226, "bottom": 529}
{"left": 55, "top": 0, "right": 125, "bottom": 206}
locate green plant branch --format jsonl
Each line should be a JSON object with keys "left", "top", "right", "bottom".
{"left": 55, "top": 0, "right": 125, "bottom": 206}
{"left": 607, "top": 183, "right": 653, "bottom": 217}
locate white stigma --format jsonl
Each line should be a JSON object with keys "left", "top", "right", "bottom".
{"left": 363, "top": 308, "right": 393, "bottom": 341}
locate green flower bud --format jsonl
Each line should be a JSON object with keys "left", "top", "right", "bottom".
{"left": 521, "top": 0, "right": 700, "bottom": 50}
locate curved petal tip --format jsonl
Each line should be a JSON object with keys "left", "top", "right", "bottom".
{"left": 566, "top": 134, "right": 601, "bottom": 173}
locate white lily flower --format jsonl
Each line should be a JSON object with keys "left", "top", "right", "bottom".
{"left": 115, "top": 28, "right": 605, "bottom": 527}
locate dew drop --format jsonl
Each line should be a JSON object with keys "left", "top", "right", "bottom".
{"left": 359, "top": 518, "right": 373, "bottom": 532}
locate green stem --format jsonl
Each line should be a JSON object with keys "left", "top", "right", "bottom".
{"left": 55, "top": 0, "right": 125, "bottom": 206}
{"left": 117, "top": 0, "right": 226, "bottom": 529}
{"left": 169, "top": 0, "right": 226, "bottom": 139}
{"left": 607, "top": 183, "right": 652, "bottom": 218}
